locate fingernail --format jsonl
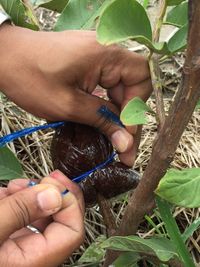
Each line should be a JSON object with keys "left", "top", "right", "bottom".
{"left": 50, "top": 170, "right": 66, "bottom": 179}
{"left": 37, "top": 188, "right": 62, "bottom": 212}
{"left": 111, "top": 130, "right": 130, "bottom": 153}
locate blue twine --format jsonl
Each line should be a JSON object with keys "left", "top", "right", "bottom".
{"left": 0, "top": 106, "right": 122, "bottom": 186}
{"left": 0, "top": 121, "right": 65, "bottom": 147}
{"left": 98, "top": 105, "right": 124, "bottom": 128}
{"left": 72, "top": 151, "right": 117, "bottom": 184}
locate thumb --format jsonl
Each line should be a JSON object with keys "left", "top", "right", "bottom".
{"left": 0, "top": 184, "right": 62, "bottom": 244}
{"left": 68, "top": 90, "right": 133, "bottom": 156}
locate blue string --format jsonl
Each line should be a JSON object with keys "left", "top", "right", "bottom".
{"left": 61, "top": 151, "right": 117, "bottom": 195}
{"left": 0, "top": 121, "right": 65, "bottom": 147}
{"left": 0, "top": 105, "right": 122, "bottom": 186}
{"left": 98, "top": 105, "right": 124, "bottom": 128}
{"left": 72, "top": 151, "right": 117, "bottom": 184}
{"left": 0, "top": 120, "right": 117, "bottom": 187}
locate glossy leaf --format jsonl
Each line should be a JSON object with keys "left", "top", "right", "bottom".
{"left": 155, "top": 168, "right": 200, "bottom": 208}
{"left": 182, "top": 217, "right": 200, "bottom": 243}
{"left": 97, "top": 0, "right": 186, "bottom": 55}
{"left": 165, "top": 2, "right": 188, "bottom": 27}
{"left": 114, "top": 252, "right": 140, "bottom": 267}
{"left": 0, "top": 146, "right": 24, "bottom": 180}
{"left": 167, "top": 24, "right": 188, "bottom": 53}
{"left": 120, "top": 97, "right": 153, "bottom": 126}
{"left": 55, "top": 0, "right": 110, "bottom": 31}
{"left": 166, "top": 0, "right": 186, "bottom": 6}
{"left": 97, "top": 0, "right": 152, "bottom": 44}
{"left": 78, "top": 236, "right": 106, "bottom": 263}
{"left": 101, "top": 235, "right": 179, "bottom": 262}
{"left": 0, "top": 0, "right": 39, "bottom": 30}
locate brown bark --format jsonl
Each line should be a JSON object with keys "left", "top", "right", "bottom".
{"left": 104, "top": 1, "right": 200, "bottom": 266}
{"left": 97, "top": 194, "right": 117, "bottom": 237}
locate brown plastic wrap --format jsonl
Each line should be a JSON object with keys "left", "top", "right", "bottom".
{"left": 51, "top": 123, "right": 140, "bottom": 207}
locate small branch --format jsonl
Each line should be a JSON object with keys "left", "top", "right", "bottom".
{"left": 149, "top": 55, "right": 166, "bottom": 127}
{"left": 104, "top": 1, "right": 200, "bottom": 265}
{"left": 97, "top": 194, "right": 117, "bottom": 237}
{"left": 150, "top": 0, "right": 167, "bottom": 128}
{"left": 152, "top": 0, "right": 167, "bottom": 43}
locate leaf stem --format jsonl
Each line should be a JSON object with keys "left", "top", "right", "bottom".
{"left": 156, "top": 196, "right": 195, "bottom": 267}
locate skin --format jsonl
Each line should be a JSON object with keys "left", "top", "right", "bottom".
{"left": 0, "top": 23, "right": 152, "bottom": 266}
{"left": 0, "top": 172, "right": 85, "bottom": 267}
{"left": 0, "top": 23, "right": 152, "bottom": 166}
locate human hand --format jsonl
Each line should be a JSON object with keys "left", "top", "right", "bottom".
{"left": 0, "top": 24, "right": 152, "bottom": 166}
{"left": 0, "top": 171, "right": 84, "bottom": 267}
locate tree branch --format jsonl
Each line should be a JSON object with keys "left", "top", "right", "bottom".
{"left": 103, "top": 1, "right": 200, "bottom": 265}
{"left": 97, "top": 194, "right": 117, "bottom": 237}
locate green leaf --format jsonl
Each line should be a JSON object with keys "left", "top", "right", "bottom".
{"left": 78, "top": 236, "right": 106, "bottom": 264}
{"left": 0, "top": 0, "right": 39, "bottom": 30}
{"left": 54, "top": 0, "right": 110, "bottom": 31}
{"left": 96, "top": 0, "right": 186, "bottom": 55}
{"left": 165, "top": 2, "right": 188, "bottom": 27}
{"left": 195, "top": 100, "right": 200, "bottom": 110}
{"left": 114, "top": 252, "right": 140, "bottom": 267}
{"left": 0, "top": 146, "right": 24, "bottom": 180}
{"left": 41, "top": 0, "right": 69, "bottom": 13}
{"left": 167, "top": 24, "right": 188, "bottom": 53}
{"left": 120, "top": 97, "right": 153, "bottom": 126}
{"left": 166, "top": 0, "right": 186, "bottom": 6}
{"left": 30, "top": 0, "right": 68, "bottom": 13}
{"left": 156, "top": 196, "right": 195, "bottom": 267}
{"left": 97, "top": 0, "right": 152, "bottom": 44}
{"left": 101, "top": 235, "right": 179, "bottom": 262}
{"left": 143, "top": 0, "right": 150, "bottom": 9}
{"left": 182, "top": 217, "right": 200, "bottom": 243}
{"left": 155, "top": 168, "right": 200, "bottom": 208}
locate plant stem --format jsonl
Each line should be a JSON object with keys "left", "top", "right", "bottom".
{"left": 149, "top": 0, "right": 167, "bottom": 128}
{"left": 149, "top": 55, "right": 166, "bottom": 128}
{"left": 97, "top": 194, "right": 117, "bottom": 237}
{"left": 153, "top": 0, "right": 167, "bottom": 43}
{"left": 156, "top": 197, "right": 195, "bottom": 267}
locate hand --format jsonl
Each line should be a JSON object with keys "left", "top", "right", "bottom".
{"left": 0, "top": 24, "right": 152, "bottom": 166}
{"left": 0, "top": 171, "right": 84, "bottom": 267}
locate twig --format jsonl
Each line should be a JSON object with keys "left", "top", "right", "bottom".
{"left": 97, "top": 194, "right": 117, "bottom": 237}
{"left": 103, "top": 1, "right": 200, "bottom": 265}
{"left": 149, "top": 0, "right": 167, "bottom": 128}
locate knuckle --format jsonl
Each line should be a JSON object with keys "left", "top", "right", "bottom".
{"left": 9, "top": 195, "right": 31, "bottom": 228}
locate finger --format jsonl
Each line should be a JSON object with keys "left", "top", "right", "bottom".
{"left": 0, "top": 183, "right": 63, "bottom": 244}
{"left": 7, "top": 179, "right": 53, "bottom": 233}
{"left": 43, "top": 192, "right": 84, "bottom": 263}
{"left": 49, "top": 170, "right": 85, "bottom": 214}
{"left": 119, "top": 125, "right": 142, "bottom": 166}
{"left": 63, "top": 88, "right": 134, "bottom": 164}
{"left": 9, "top": 191, "right": 84, "bottom": 267}
{"left": 0, "top": 187, "right": 9, "bottom": 200}
{"left": 7, "top": 179, "right": 31, "bottom": 194}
